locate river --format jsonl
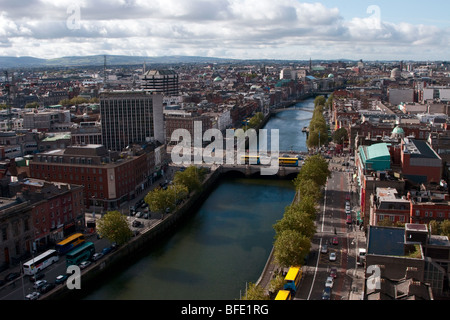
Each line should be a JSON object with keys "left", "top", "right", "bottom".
{"left": 83, "top": 98, "right": 314, "bottom": 300}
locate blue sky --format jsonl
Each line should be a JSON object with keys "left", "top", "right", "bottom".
{"left": 0, "top": 0, "right": 448, "bottom": 61}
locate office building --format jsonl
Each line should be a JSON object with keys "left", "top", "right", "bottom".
{"left": 99, "top": 90, "right": 164, "bottom": 152}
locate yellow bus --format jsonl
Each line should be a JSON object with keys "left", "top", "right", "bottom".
{"left": 278, "top": 157, "right": 299, "bottom": 167}
{"left": 240, "top": 155, "right": 260, "bottom": 165}
{"left": 55, "top": 233, "right": 85, "bottom": 255}
{"left": 283, "top": 266, "right": 302, "bottom": 294}
{"left": 275, "top": 290, "right": 292, "bottom": 300}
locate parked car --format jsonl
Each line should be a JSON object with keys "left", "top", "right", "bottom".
{"left": 25, "top": 292, "right": 40, "bottom": 300}
{"left": 321, "top": 244, "right": 328, "bottom": 254}
{"left": 332, "top": 237, "right": 339, "bottom": 245}
{"left": 4, "top": 272, "right": 20, "bottom": 282}
{"left": 329, "top": 252, "right": 337, "bottom": 262}
{"left": 135, "top": 212, "right": 143, "bottom": 218}
{"left": 132, "top": 220, "right": 142, "bottom": 228}
{"left": 346, "top": 215, "right": 352, "bottom": 225}
{"left": 92, "top": 253, "right": 104, "bottom": 261}
{"left": 102, "top": 247, "right": 112, "bottom": 255}
{"left": 325, "top": 276, "right": 334, "bottom": 288}
{"left": 30, "top": 273, "right": 45, "bottom": 282}
{"left": 33, "top": 280, "right": 47, "bottom": 290}
{"left": 79, "top": 261, "right": 91, "bottom": 269}
{"left": 330, "top": 267, "right": 338, "bottom": 279}
{"left": 55, "top": 274, "right": 68, "bottom": 285}
{"left": 39, "top": 282, "right": 55, "bottom": 294}
{"left": 322, "top": 287, "right": 331, "bottom": 300}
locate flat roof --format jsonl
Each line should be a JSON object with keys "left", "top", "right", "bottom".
{"left": 368, "top": 226, "right": 405, "bottom": 256}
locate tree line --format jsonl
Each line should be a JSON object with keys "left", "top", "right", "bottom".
{"left": 96, "top": 166, "right": 207, "bottom": 245}
{"left": 243, "top": 154, "right": 331, "bottom": 300}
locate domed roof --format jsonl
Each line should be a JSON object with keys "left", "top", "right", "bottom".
{"left": 328, "top": 73, "right": 334, "bottom": 78}
{"left": 213, "top": 76, "right": 223, "bottom": 82}
{"left": 392, "top": 126, "right": 404, "bottom": 134}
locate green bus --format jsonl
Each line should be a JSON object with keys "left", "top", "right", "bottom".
{"left": 66, "top": 242, "right": 95, "bottom": 267}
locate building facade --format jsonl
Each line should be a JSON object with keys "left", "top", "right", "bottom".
{"left": 100, "top": 90, "right": 164, "bottom": 152}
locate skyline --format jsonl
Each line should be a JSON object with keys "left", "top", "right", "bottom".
{"left": 0, "top": 1, "right": 449, "bottom": 62}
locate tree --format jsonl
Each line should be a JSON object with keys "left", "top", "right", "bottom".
{"left": 294, "top": 154, "right": 331, "bottom": 189}
{"left": 247, "top": 112, "right": 264, "bottom": 129}
{"left": 292, "top": 195, "right": 318, "bottom": 220}
{"left": 273, "top": 206, "right": 316, "bottom": 240}
{"left": 332, "top": 128, "right": 348, "bottom": 145}
{"left": 25, "top": 102, "right": 39, "bottom": 109}
{"left": 173, "top": 166, "right": 205, "bottom": 193}
{"left": 96, "top": 211, "right": 133, "bottom": 245}
{"left": 145, "top": 184, "right": 189, "bottom": 214}
{"left": 314, "top": 95, "right": 326, "bottom": 107}
{"left": 241, "top": 282, "right": 269, "bottom": 300}
{"left": 273, "top": 229, "right": 311, "bottom": 268}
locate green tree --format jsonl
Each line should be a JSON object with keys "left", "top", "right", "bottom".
{"left": 247, "top": 112, "right": 264, "bottom": 129}
{"left": 440, "top": 220, "right": 450, "bottom": 238}
{"left": 294, "top": 154, "right": 331, "bottom": 189}
{"left": 96, "top": 211, "right": 133, "bottom": 245}
{"left": 273, "top": 207, "right": 316, "bottom": 240}
{"left": 241, "top": 282, "right": 269, "bottom": 300}
{"left": 332, "top": 128, "right": 348, "bottom": 145}
{"left": 268, "top": 273, "right": 285, "bottom": 296}
{"left": 25, "top": 101, "right": 39, "bottom": 109}
{"left": 292, "top": 195, "right": 318, "bottom": 220}
{"left": 145, "top": 184, "right": 189, "bottom": 214}
{"left": 314, "top": 95, "right": 326, "bottom": 107}
{"left": 273, "top": 230, "right": 311, "bottom": 268}
{"left": 173, "top": 166, "right": 205, "bottom": 193}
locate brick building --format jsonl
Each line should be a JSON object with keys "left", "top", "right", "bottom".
{"left": 28, "top": 144, "right": 159, "bottom": 210}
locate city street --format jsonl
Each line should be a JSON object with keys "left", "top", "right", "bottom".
{"left": 296, "top": 154, "right": 366, "bottom": 300}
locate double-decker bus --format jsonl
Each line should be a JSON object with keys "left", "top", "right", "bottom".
{"left": 56, "top": 233, "right": 85, "bottom": 255}
{"left": 66, "top": 242, "right": 95, "bottom": 267}
{"left": 283, "top": 266, "right": 303, "bottom": 294}
{"left": 275, "top": 290, "right": 292, "bottom": 300}
{"left": 23, "top": 250, "right": 59, "bottom": 276}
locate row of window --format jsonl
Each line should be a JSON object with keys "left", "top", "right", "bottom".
{"left": 378, "top": 211, "right": 450, "bottom": 221}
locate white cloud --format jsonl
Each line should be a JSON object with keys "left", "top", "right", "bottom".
{"left": 0, "top": 0, "right": 447, "bottom": 60}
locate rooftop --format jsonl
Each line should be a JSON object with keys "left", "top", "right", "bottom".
{"left": 367, "top": 226, "right": 406, "bottom": 257}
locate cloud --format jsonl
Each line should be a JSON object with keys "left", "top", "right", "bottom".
{"left": 0, "top": 0, "right": 448, "bottom": 60}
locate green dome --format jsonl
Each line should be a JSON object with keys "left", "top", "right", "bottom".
{"left": 392, "top": 126, "right": 404, "bottom": 134}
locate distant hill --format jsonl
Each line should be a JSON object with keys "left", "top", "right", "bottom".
{"left": 0, "top": 55, "right": 239, "bottom": 69}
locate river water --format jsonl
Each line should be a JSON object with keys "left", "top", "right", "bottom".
{"left": 83, "top": 98, "right": 314, "bottom": 300}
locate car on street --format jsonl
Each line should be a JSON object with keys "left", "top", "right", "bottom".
{"left": 329, "top": 252, "right": 337, "bottom": 261}
{"left": 33, "top": 280, "right": 47, "bottom": 290}
{"left": 135, "top": 212, "right": 143, "bottom": 218}
{"left": 321, "top": 244, "right": 328, "bottom": 254}
{"left": 25, "top": 292, "right": 40, "bottom": 300}
{"left": 39, "top": 282, "right": 55, "bottom": 294}
{"left": 132, "top": 220, "right": 142, "bottom": 227}
{"left": 325, "top": 276, "right": 334, "bottom": 288}
{"left": 322, "top": 287, "right": 331, "bottom": 300}
{"left": 79, "top": 261, "right": 91, "bottom": 269}
{"left": 4, "top": 272, "right": 20, "bottom": 282}
{"left": 102, "top": 247, "right": 112, "bottom": 255}
{"left": 346, "top": 215, "right": 352, "bottom": 225}
{"left": 92, "top": 253, "right": 103, "bottom": 261}
{"left": 55, "top": 274, "right": 68, "bottom": 285}
{"left": 332, "top": 237, "right": 339, "bottom": 245}
{"left": 330, "top": 267, "right": 338, "bottom": 278}
{"left": 30, "top": 273, "right": 45, "bottom": 282}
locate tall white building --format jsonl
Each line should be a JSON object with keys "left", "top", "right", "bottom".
{"left": 99, "top": 90, "right": 164, "bottom": 152}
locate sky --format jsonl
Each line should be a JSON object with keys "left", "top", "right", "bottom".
{"left": 0, "top": 0, "right": 449, "bottom": 61}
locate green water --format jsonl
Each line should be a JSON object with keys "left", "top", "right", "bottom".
{"left": 84, "top": 177, "right": 295, "bottom": 300}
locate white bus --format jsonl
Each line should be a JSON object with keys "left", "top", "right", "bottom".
{"left": 23, "top": 250, "right": 59, "bottom": 276}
